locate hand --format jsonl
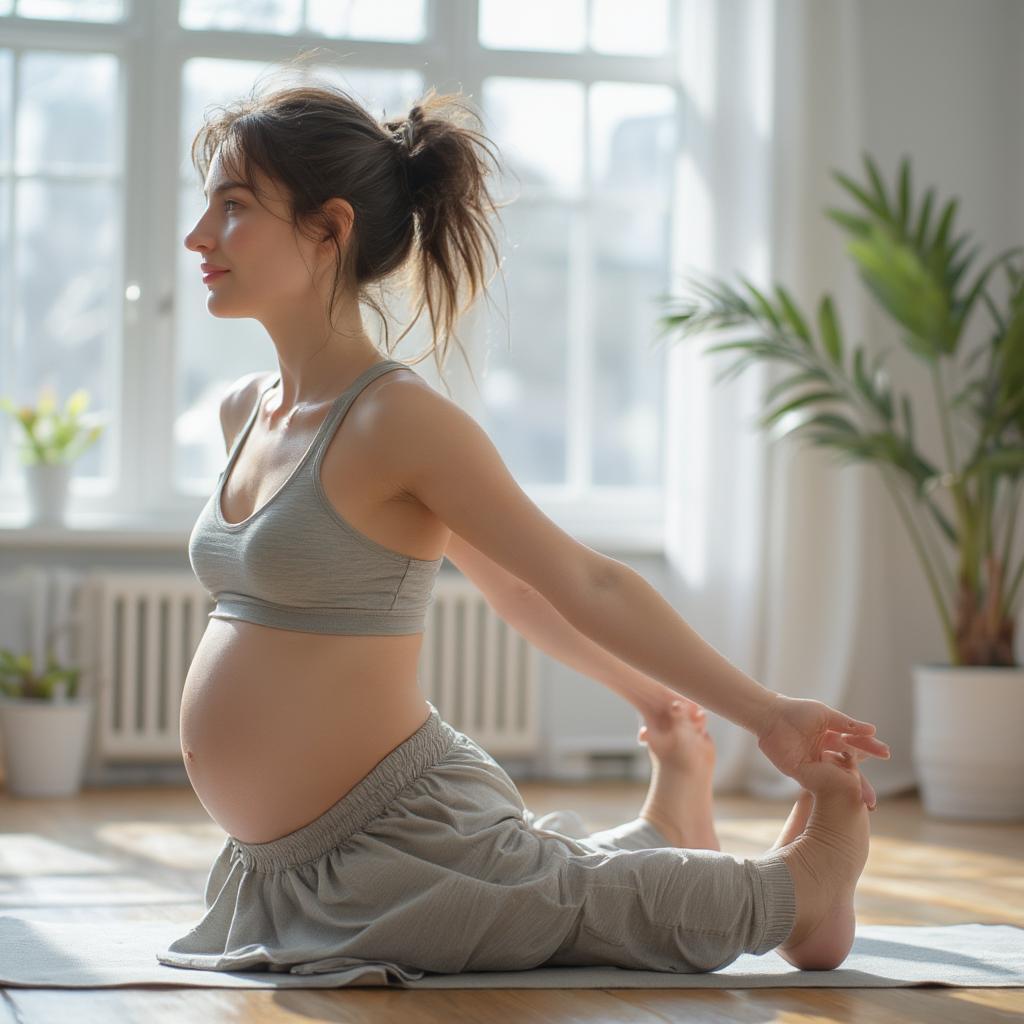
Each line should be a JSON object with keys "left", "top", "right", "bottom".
{"left": 756, "top": 695, "right": 891, "bottom": 808}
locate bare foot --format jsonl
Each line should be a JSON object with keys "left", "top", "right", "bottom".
{"left": 771, "top": 753, "right": 870, "bottom": 971}
{"left": 636, "top": 699, "right": 719, "bottom": 851}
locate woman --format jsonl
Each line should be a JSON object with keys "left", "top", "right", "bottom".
{"left": 159, "top": 69, "right": 891, "bottom": 979}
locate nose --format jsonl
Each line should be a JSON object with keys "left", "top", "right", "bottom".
{"left": 184, "top": 212, "right": 213, "bottom": 253}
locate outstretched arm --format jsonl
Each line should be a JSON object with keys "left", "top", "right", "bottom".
{"left": 492, "top": 581, "right": 695, "bottom": 722}
{"left": 378, "top": 378, "right": 889, "bottom": 800}
{"left": 560, "top": 561, "right": 777, "bottom": 733}
{"left": 443, "top": 531, "right": 688, "bottom": 723}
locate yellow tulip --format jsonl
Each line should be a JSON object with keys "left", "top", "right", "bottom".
{"left": 65, "top": 389, "right": 89, "bottom": 417}
{"left": 37, "top": 387, "right": 57, "bottom": 416}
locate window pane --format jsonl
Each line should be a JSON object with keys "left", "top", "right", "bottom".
{"left": 3, "top": 49, "right": 121, "bottom": 486}
{"left": 179, "top": 0, "right": 302, "bottom": 34}
{"left": 14, "top": 180, "right": 119, "bottom": 480}
{"left": 307, "top": 0, "right": 426, "bottom": 42}
{"left": 479, "top": 0, "right": 585, "bottom": 52}
{"left": 18, "top": 52, "right": 120, "bottom": 174}
{"left": 483, "top": 77, "right": 584, "bottom": 197}
{"left": 179, "top": 0, "right": 425, "bottom": 40}
{"left": 591, "top": 196, "right": 669, "bottom": 486}
{"left": 590, "top": 83, "right": 674, "bottom": 486}
{"left": 305, "top": 65, "right": 424, "bottom": 121}
{"left": 176, "top": 59, "right": 424, "bottom": 483}
{"left": 591, "top": 81, "right": 674, "bottom": 195}
{"left": 477, "top": 201, "right": 570, "bottom": 486}
{"left": 0, "top": 49, "right": 11, "bottom": 171}
{"left": 180, "top": 57, "right": 276, "bottom": 180}
{"left": 591, "top": 0, "right": 669, "bottom": 56}
{"left": 15, "top": 0, "right": 123, "bottom": 21}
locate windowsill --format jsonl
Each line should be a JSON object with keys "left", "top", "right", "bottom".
{"left": 0, "top": 515, "right": 196, "bottom": 549}
{"left": 0, "top": 513, "right": 667, "bottom": 555}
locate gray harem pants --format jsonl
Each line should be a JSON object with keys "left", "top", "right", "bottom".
{"left": 156, "top": 702, "right": 796, "bottom": 980}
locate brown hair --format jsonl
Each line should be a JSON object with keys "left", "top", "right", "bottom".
{"left": 189, "top": 53, "right": 511, "bottom": 395}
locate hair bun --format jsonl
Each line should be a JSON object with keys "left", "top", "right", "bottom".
{"left": 404, "top": 105, "right": 424, "bottom": 150}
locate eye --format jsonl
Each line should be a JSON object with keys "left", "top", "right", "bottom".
{"left": 222, "top": 199, "right": 240, "bottom": 210}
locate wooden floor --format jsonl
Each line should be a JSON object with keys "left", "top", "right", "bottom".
{"left": 1, "top": 781, "right": 1022, "bottom": 1023}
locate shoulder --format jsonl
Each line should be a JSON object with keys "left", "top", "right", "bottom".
{"left": 354, "top": 367, "right": 474, "bottom": 466}
{"left": 218, "top": 370, "right": 275, "bottom": 453}
{"left": 360, "top": 368, "right": 610, "bottom": 606}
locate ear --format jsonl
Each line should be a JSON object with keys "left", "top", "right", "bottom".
{"left": 320, "top": 196, "right": 355, "bottom": 248}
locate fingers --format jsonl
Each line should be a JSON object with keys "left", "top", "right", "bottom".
{"left": 844, "top": 733, "right": 891, "bottom": 759}
{"left": 828, "top": 708, "right": 878, "bottom": 735}
{"left": 824, "top": 728, "right": 891, "bottom": 760}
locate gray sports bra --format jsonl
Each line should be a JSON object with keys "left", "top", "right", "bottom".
{"left": 188, "top": 359, "right": 444, "bottom": 635}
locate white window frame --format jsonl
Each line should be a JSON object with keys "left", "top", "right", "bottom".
{"left": 0, "top": 0, "right": 680, "bottom": 554}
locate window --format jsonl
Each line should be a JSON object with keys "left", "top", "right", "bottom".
{"left": 0, "top": 0, "right": 678, "bottom": 544}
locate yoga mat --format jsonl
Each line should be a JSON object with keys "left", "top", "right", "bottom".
{"left": 1, "top": 918, "right": 1021, "bottom": 988}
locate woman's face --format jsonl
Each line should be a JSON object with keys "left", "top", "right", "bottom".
{"left": 183, "top": 149, "right": 324, "bottom": 317}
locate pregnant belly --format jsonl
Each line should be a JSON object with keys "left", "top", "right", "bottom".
{"left": 179, "top": 617, "right": 431, "bottom": 844}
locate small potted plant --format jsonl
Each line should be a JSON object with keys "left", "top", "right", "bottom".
{"left": 0, "top": 622, "right": 95, "bottom": 798}
{"left": 0, "top": 385, "right": 105, "bottom": 526}
{"left": 655, "top": 153, "right": 1024, "bottom": 821}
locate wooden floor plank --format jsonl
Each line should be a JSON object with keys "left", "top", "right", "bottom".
{"left": 2, "top": 784, "right": 1021, "bottom": 1023}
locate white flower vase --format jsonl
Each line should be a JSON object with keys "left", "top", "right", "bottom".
{"left": 24, "top": 461, "right": 71, "bottom": 526}
{"left": 0, "top": 687, "right": 94, "bottom": 798}
{"left": 911, "top": 664, "right": 1024, "bottom": 822}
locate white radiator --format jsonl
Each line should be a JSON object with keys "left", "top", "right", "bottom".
{"left": 16, "top": 569, "right": 540, "bottom": 786}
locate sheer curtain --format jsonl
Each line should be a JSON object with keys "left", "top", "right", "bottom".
{"left": 664, "top": 0, "right": 918, "bottom": 801}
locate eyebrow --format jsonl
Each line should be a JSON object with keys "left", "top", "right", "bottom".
{"left": 202, "top": 181, "right": 251, "bottom": 198}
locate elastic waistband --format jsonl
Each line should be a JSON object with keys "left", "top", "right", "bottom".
{"left": 230, "top": 702, "right": 455, "bottom": 871}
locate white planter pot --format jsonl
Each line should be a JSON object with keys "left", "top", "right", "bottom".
{"left": 911, "top": 664, "right": 1024, "bottom": 822}
{"left": 24, "top": 461, "right": 71, "bottom": 526}
{"left": 0, "top": 695, "right": 93, "bottom": 798}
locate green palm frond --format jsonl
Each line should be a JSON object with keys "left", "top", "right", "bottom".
{"left": 654, "top": 153, "right": 1024, "bottom": 665}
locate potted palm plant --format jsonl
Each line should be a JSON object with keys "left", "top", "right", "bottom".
{"left": 0, "top": 621, "right": 94, "bottom": 798}
{"left": 0, "top": 386, "right": 105, "bottom": 525}
{"left": 655, "top": 153, "right": 1024, "bottom": 822}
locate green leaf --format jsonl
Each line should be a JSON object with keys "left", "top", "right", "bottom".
{"left": 853, "top": 347, "right": 868, "bottom": 395}
{"left": 824, "top": 208, "right": 873, "bottom": 237}
{"left": 913, "top": 188, "right": 935, "bottom": 249}
{"left": 764, "top": 369, "right": 831, "bottom": 407}
{"left": 832, "top": 168, "right": 889, "bottom": 221}
{"left": 737, "top": 275, "right": 781, "bottom": 330}
{"left": 897, "top": 157, "right": 911, "bottom": 234}
{"left": 774, "top": 285, "right": 813, "bottom": 346}
{"left": 807, "top": 412, "right": 861, "bottom": 434}
{"left": 845, "top": 223, "right": 952, "bottom": 354}
{"left": 817, "top": 296, "right": 844, "bottom": 366}
{"left": 703, "top": 338, "right": 784, "bottom": 358}
{"left": 934, "top": 198, "right": 958, "bottom": 250}
{"left": 961, "top": 447, "right": 1024, "bottom": 481}
{"left": 864, "top": 152, "right": 894, "bottom": 221}
{"left": 759, "top": 391, "right": 843, "bottom": 429}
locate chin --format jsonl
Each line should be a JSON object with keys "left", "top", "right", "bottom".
{"left": 205, "top": 300, "right": 248, "bottom": 318}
